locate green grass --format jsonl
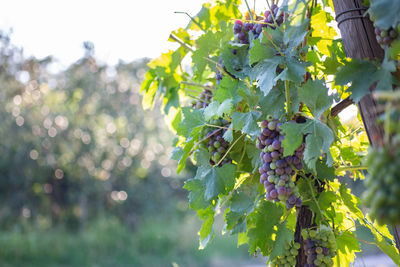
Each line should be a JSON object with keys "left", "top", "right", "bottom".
{"left": 0, "top": 216, "right": 262, "bottom": 267}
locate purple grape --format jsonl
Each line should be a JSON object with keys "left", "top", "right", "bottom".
{"left": 261, "top": 120, "right": 268, "bottom": 128}
{"left": 238, "top": 32, "right": 246, "bottom": 41}
{"left": 262, "top": 163, "right": 270, "bottom": 172}
{"left": 293, "top": 156, "right": 301, "bottom": 164}
{"left": 263, "top": 153, "right": 272, "bottom": 163}
{"left": 280, "top": 174, "right": 289, "bottom": 181}
{"left": 272, "top": 140, "right": 281, "bottom": 150}
{"left": 260, "top": 173, "right": 268, "bottom": 183}
{"left": 243, "top": 23, "right": 253, "bottom": 32}
{"left": 266, "top": 184, "right": 275, "bottom": 193}
{"left": 262, "top": 128, "right": 271, "bottom": 137}
{"left": 286, "top": 187, "right": 293, "bottom": 195}
{"left": 276, "top": 167, "right": 285, "bottom": 175}
{"left": 266, "top": 192, "right": 273, "bottom": 201}
{"left": 285, "top": 166, "right": 292, "bottom": 174}
{"left": 271, "top": 151, "right": 280, "bottom": 159}
{"left": 288, "top": 195, "right": 297, "bottom": 205}
{"left": 277, "top": 186, "right": 286, "bottom": 195}
{"left": 276, "top": 159, "right": 286, "bottom": 168}
{"left": 285, "top": 156, "right": 293, "bottom": 164}
{"left": 270, "top": 189, "right": 278, "bottom": 198}
{"left": 265, "top": 138, "right": 273, "bottom": 146}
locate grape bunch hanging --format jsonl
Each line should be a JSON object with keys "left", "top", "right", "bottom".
{"left": 270, "top": 241, "right": 300, "bottom": 267}
{"left": 233, "top": 4, "right": 285, "bottom": 44}
{"left": 257, "top": 116, "right": 304, "bottom": 209}
{"left": 301, "top": 228, "right": 336, "bottom": 267}
{"left": 198, "top": 118, "right": 232, "bottom": 167}
{"left": 192, "top": 88, "right": 213, "bottom": 109}
{"left": 362, "top": 145, "right": 400, "bottom": 225}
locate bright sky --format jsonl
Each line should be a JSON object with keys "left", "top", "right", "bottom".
{"left": 0, "top": 0, "right": 206, "bottom": 67}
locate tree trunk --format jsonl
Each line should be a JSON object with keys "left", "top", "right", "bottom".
{"left": 332, "top": 0, "right": 400, "bottom": 252}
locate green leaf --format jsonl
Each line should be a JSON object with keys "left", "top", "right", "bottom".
{"left": 247, "top": 200, "right": 283, "bottom": 255}
{"left": 214, "top": 77, "right": 244, "bottom": 104}
{"left": 192, "top": 31, "right": 223, "bottom": 78}
{"left": 283, "top": 20, "right": 309, "bottom": 50}
{"left": 220, "top": 42, "right": 251, "bottom": 79}
{"left": 246, "top": 144, "right": 262, "bottom": 171}
{"left": 184, "top": 178, "right": 211, "bottom": 210}
{"left": 335, "top": 232, "right": 360, "bottom": 267}
{"left": 369, "top": 0, "right": 400, "bottom": 30}
{"left": 280, "top": 122, "right": 308, "bottom": 157}
{"left": 373, "top": 230, "right": 400, "bottom": 265}
{"left": 339, "top": 184, "right": 364, "bottom": 219}
{"left": 177, "top": 107, "right": 205, "bottom": 137}
{"left": 203, "top": 99, "right": 233, "bottom": 121}
{"left": 275, "top": 56, "right": 309, "bottom": 84}
{"left": 196, "top": 164, "right": 236, "bottom": 201}
{"left": 268, "top": 223, "right": 294, "bottom": 262}
{"left": 250, "top": 57, "right": 283, "bottom": 95}
{"left": 315, "top": 160, "right": 335, "bottom": 181}
{"left": 223, "top": 128, "right": 233, "bottom": 143}
{"left": 231, "top": 111, "right": 261, "bottom": 139}
{"left": 303, "top": 119, "right": 334, "bottom": 171}
{"left": 298, "top": 79, "right": 333, "bottom": 118}
{"left": 249, "top": 36, "right": 274, "bottom": 65}
{"left": 198, "top": 207, "right": 215, "bottom": 249}
{"left": 336, "top": 57, "right": 396, "bottom": 102}
{"left": 258, "top": 82, "right": 286, "bottom": 118}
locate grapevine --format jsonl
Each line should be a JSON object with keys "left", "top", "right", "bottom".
{"left": 142, "top": 0, "right": 400, "bottom": 265}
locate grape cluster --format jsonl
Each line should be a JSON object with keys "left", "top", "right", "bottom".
{"left": 257, "top": 116, "right": 304, "bottom": 209}
{"left": 270, "top": 241, "right": 300, "bottom": 267}
{"left": 199, "top": 118, "right": 232, "bottom": 167}
{"left": 301, "top": 228, "right": 336, "bottom": 267}
{"left": 374, "top": 26, "right": 399, "bottom": 48}
{"left": 192, "top": 88, "right": 213, "bottom": 109}
{"left": 233, "top": 4, "right": 285, "bottom": 44}
{"left": 362, "top": 145, "right": 400, "bottom": 225}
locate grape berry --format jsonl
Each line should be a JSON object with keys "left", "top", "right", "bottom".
{"left": 192, "top": 88, "right": 213, "bottom": 109}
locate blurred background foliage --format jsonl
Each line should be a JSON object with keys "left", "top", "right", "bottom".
{"left": 0, "top": 33, "right": 259, "bottom": 266}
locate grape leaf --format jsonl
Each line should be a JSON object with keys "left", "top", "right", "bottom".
{"left": 246, "top": 144, "right": 262, "bottom": 171}
{"left": 369, "top": 0, "right": 400, "bottom": 30}
{"left": 204, "top": 99, "right": 233, "bottom": 121}
{"left": 249, "top": 35, "right": 274, "bottom": 65}
{"left": 177, "top": 107, "right": 205, "bottom": 137}
{"left": 258, "top": 84, "right": 286, "bottom": 118}
{"left": 339, "top": 184, "right": 364, "bottom": 219}
{"left": 214, "top": 76, "right": 244, "bottom": 104}
{"left": 280, "top": 121, "right": 308, "bottom": 157}
{"left": 220, "top": 42, "right": 251, "bottom": 79}
{"left": 275, "top": 56, "right": 309, "bottom": 84}
{"left": 335, "top": 232, "right": 360, "bottom": 267}
{"left": 196, "top": 164, "right": 237, "bottom": 201}
{"left": 231, "top": 111, "right": 261, "bottom": 139}
{"left": 198, "top": 207, "right": 215, "bottom": 249}
{"left": 247, "top": 200, "right": 283, "bottom": 255}
{"left": 283, "top": 20, "right": 309, "bottom": 51}
{"left": 171, "top": 138, "right": 194, "bottom": 173}
{"left": 298, "top": 79, "right": 333, "bottom": 118}
{"left": 250, "top": 57, "right": 283, "bottom": 95}
{"left": 184, "top": 177, "right": 211, "bottom": 210}
{"left": 192, "top": 31, "right": 223, "bottom": 78}
{"left": 268, "top": 222, "right": 294, "bottom": 262}
{"left": 336, "top": 57, "right": 396, "bottom": 102}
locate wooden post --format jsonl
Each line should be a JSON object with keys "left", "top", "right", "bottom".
{"left": 332, "top": 0, "right": 400, "bottom": 252}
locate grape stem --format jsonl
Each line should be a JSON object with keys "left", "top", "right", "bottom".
{"left": 204, "top": 124, "right": 230, "bottom": 130}
{"left": 262, "top": 31, "right": 284, "bottom": 56}
{"left": 285, "top": 80, "right": 292, "bottom": 119}
{"left": 216, "top": 133, "right": 246, "bottom": 167}
{"left": 231, "top": 18, "right": 276, "bottom": 27}
{"left": 335, "top": 165, "right": 367, "bottom": 173}
{"left": 169, "top": 33, "right": 195, "bottom": 52}
{"left": 186, "top": 93, "right": 210, "bottom": 104}
{"left": 180, "top": 81, "right": 216, "bottom": 91}
{"left": 303, "top": 174, "right": 325, "bottom": 222}
{"left": 244, "top": 0, "right": 254, "bottom": 21}
{"left": 174, "top": 11, "right": 205, "bottom": 32}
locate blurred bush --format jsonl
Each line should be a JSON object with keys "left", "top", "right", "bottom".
{"left": 0, "top": 33, "right": 193, "bottom": 231}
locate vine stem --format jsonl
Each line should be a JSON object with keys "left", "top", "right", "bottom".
{"left": 262, "top": 31, "right": 284, "bottom": 56}
{"left": 284, "top": 80, "right": 292, "bottom": 119}
{"left": 174, "top": 11, "right": 205, "bottom": 32}
{"left": 304, "top": 175, "right": 325, "bottom": 222}
{"left": 216, "top": 133, "right": 246, "bottom": 167}
{"left": 335, "top": 165, "right": 367, "bottom": 173}
{"left": 180, "top": 81, "right": 216, "bottom": 91}
{"left": 186, "top": 93, "right": 210, "bottom": 104}
{"left": 169, "top": 33, "right": 195, "bottom": 52}
{"left": 204, "top": 124, "right": 230, "bottom": 130}
{"left": 244, "top": 0, "right": 254, "bottom": 21}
